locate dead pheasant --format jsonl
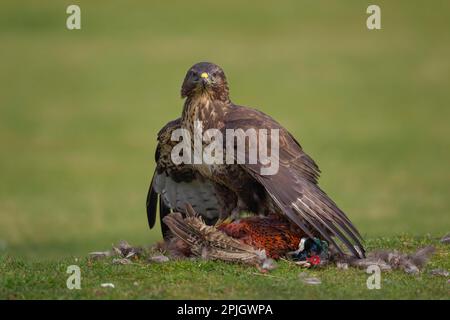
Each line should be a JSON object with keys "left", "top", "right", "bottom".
{"left": 162, "top": 204, "right": 435, "bottom": 274}
{"left": 216, "top": 214, "right": 305, "bottom": 259}
{"left": 162, "top": 204, "right": 324, "bottom": 269}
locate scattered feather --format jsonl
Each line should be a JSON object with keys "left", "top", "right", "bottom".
{"left": 89, "top": 251, "right": 112, "bottom": 259}
{"left": 155, "top": 238, "right": 192, "bottom": 258}
{"left": 440, "top": 233, "right": 450, "bottom": 244}
{"left": 295, "top": 260, "right": 311, "bottom": 268}
{"left": 302, "top": 277, "right": 322, "bottom": 285}
{"left": 112, "top": 240, "right": 143, "bottom": 259}
{"left": 336, "top": 262, "right": 349, "bottom": 270}
{"left": 332, "top": 246, "right": 435, "bottom": 275}
{"left": 430, "top": 269, "right": 449, "bottom": 277}
{"left": 148, "top": 255, "right": 170, "bottom": 263}
{"left": 261, "top": 258, "right": 277, "bottom": 271}
{"left": 112, "top": 258, "right": 133, "bottom": 265}
{"left": 299, "top": 273, "right": 321, "bottom": 285}
{"left": 100, "top": 283, "right": 115, "bottom": 288}
{"left": 89, "top": 240, "right": 144, "bottom": 263}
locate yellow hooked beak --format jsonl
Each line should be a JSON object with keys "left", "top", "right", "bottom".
{"left": 200, "top": 72, "right": 209, "bottom": 79}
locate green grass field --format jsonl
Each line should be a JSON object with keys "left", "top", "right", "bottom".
{"left": 0, "top": 1, "right": 449, "bottom": 299}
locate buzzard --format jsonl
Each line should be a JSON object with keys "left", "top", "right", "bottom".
{"left": 147, "top": 62, "right": 365, "bottom": 258}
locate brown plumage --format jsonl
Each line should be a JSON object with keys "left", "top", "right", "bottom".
{"left": 147, "top": 62, "right": 365, "bottom": 258}
{"left": 146, "top": 119, "right": 230, "bottom": 238}
{"left": 162, "top": 204, "right": 270, "bottom": 267}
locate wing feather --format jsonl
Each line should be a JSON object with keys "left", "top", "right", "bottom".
{"left": 224, "top": 105, "right": 365, "bottom": 258}
{"left": 146, "top": 170, "right": 158, "bottom": 229}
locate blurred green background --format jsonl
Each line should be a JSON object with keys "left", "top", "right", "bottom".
{"left": 0, "top": 0, "right": 449, "bottom": 259}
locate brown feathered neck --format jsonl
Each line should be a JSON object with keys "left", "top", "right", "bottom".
{"left": 181, "top": 92, "right": 232, "bottom": 129}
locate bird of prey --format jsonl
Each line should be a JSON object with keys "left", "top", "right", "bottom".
{"left": 147, "top": 62, "right": 365, "bottom": 258}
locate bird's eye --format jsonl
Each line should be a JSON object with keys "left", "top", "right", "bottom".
{"left": 191, "top": 71, "right": 199, "bottom": 81}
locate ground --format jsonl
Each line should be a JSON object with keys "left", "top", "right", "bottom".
{"left": 1, "top": 236, "right": 449, "bottom": 299}
{"left": 0, "top": 1, "right": 449, "bottom": 299}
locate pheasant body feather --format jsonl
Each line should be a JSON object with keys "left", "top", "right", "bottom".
{"left": 162, "top": 206, "right": 270, "bottom": 267}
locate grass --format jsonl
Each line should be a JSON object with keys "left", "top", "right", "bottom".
{"left": 0, "top": 1, "right": 449, "bottom": 299}
{"left": 1, "top": 236, "right": 449, "bottom": 299}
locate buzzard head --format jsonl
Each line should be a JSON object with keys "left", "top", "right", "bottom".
{"left": 181, "top": 62, "right": 230, "bottom": 101}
